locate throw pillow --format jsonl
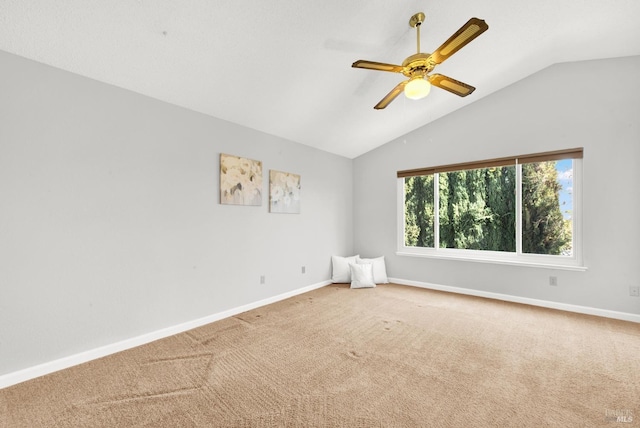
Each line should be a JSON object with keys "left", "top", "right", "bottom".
{"left": 357, "top": 256, "right": 389, "bottom": 284}
{"left": 349, "top": 262, "right": 376, "bottom": 289}
{"left": 331, "top": 255, "right": 359, "bottom": 283}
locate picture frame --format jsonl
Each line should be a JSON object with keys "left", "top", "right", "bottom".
{"left": 269, "top": 170, "right": 301, "bottom": 214}
{"left": 220, "top": 153, "right": 263, "bottom": 206}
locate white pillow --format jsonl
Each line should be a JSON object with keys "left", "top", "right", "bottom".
{"left": 357, "top": 256, "right": 389, "bottom": 284}
{"left": 331, "top": 255, "right": 359, "bottom": 283}
{"left": 349, "top": 263, "right": 376, "bottom": 289}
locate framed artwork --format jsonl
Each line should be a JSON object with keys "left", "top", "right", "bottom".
{"left": 220, "top": 153, "right": 263, "bottom": 206}
{"left": 269, "top": 170, "right": 301, "bottom": 214}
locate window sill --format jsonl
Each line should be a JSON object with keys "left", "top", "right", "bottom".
{"left": 396, "top": 250, "right": 588, "bottom": 271}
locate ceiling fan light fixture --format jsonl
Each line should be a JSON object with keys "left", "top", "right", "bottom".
{"left": 404, "top": 76, "right": 431, "bottom": 100}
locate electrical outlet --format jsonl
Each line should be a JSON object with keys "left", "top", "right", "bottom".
{"left": 260, "top": 275, "right": 265, "bottom": 285}
{"left": 549, "top": 276, "right": 558, "bottom": 286}
{"left": 630, "top": 286, "right": 639, "bottom": 297}
{"left": 301, "top": 266, "right": 306, "bottom": 274}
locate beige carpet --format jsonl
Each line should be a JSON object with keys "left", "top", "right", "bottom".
{"left": 1, "top": 283, "right": 639, "bottom": 427}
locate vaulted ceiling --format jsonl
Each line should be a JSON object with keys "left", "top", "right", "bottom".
{"left": 2, "top": 1, "right": 639, "bottom": 158}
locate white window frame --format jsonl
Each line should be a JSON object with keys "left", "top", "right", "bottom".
{"left": 397, "top": 159, "right": 585, "bottom": 271}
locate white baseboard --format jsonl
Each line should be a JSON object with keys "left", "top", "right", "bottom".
{"left": 389, "top": 277, "right": 640, "bottom": 323}
{"left": 0, "top": 280, "right": 331, "bottom": 390}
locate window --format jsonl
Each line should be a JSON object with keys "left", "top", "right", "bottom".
{"left": 397, "top": 148, "right": 584, "bottom": 270}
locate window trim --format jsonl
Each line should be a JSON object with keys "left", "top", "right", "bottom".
{"left": 397, "top": 150, "right": 585, "bottom": 271}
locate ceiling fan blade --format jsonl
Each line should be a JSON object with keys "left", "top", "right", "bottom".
{"left": 428, "top": 74, "right": 476, "bottom": 97}
{"left": 429, "top": 18, "right": 488, "bottom": 65}
{"left": 374, "top": 81, "right": 408, "bottom": 110}
{"left": 352, "top": 60, "right": 404, "bottom": 73}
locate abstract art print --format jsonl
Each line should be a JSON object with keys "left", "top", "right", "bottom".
{"left": 220, "top": 153, "right": 263, "bottom": 206}
{"left": 269, "top": 170, "right": 301, "bottom": 214}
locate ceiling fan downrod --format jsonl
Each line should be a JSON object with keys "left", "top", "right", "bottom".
{"left": 409, "top": 12, "right": 426, "bottom": 54}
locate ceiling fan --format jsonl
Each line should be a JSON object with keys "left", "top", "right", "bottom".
{"left": 352, "top": 12, "right": 489, "bottom": 109}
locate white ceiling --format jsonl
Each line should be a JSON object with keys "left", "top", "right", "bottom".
{"left": 1, "top": 1, "right": 640, "bottom": 158}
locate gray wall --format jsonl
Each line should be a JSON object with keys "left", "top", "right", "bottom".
{"left": 354, "top": 55, "right": 640, "bottom": 315}
{"left": 0, "top": 50, "right": 353, "bottom": 376}
{"left": 2, "top": 49, "right": 638, "bottom": 378}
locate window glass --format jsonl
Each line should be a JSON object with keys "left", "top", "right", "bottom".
{"left": 438, "top": 166, "right": 515, "bottom": 251}
{"left": 521, "top": 160, "right": 573, "bottom": 256}
{"left": 404, "top": 175, "right": 434, "bottom": 248}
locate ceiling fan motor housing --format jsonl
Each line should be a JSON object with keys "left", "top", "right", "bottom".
{"left": 402, "top": 53, "right": 436, "bottom": 78}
